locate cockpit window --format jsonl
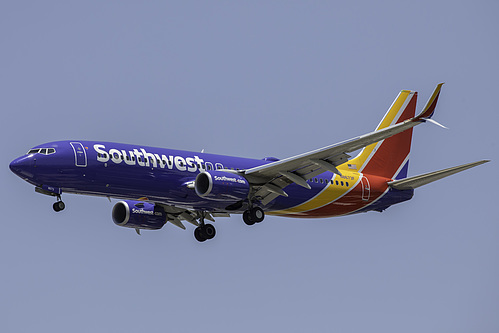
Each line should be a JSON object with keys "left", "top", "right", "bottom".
{"left": 27, "top": 148, "right": 56, "bottom": 155}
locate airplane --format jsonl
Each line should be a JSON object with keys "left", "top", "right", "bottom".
{"left": 9, "top": 83, "right": 489, "bottom": 242}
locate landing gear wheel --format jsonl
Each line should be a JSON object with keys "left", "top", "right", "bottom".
{"left": 250, "top": 207, "right": 265, "bottom": 223}
{"left": 203, "top": 224, "right": 216, "bottom": 240}
{"left": 243, "top": 211, "right": 255, "bottom": 225}
{"left": 194, "top": 224, "right": 217, "bottom": 242}
{"left": 194, "top": 227, "right": 207, "bottom": 242}
{"left": 53, "top": 201, "right": 65, "bottom": 212}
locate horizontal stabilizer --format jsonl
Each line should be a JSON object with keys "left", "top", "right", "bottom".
{"left": 388, "top": 160, "right": 490, "bottom": 190}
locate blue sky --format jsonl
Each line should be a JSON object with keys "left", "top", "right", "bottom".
{"left": 1, "top": 1, "right": 498, "bottom": 332}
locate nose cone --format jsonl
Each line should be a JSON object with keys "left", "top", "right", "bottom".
{"left": 9, "top": 156, "right": 34, "bottom": 178}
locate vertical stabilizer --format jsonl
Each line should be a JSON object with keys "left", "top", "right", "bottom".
{"left": 345, "top": 89, "right": 418, "bottom": 179}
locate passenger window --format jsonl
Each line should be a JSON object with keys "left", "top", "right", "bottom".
{"left": 341, "top": 181, "right": 344, "bottom": 186}
{"left": 320, "top": 179, "right": 324, "bottom": 184}
{"left": 346, "top": 182, "right": 349, "bottom": 187}
{"left": 336, "top": 181, "right": 339, "bottom": 185}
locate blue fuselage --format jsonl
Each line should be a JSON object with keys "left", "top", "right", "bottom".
{"left": 10, "top": 140, "right": 413, "bottom": 216}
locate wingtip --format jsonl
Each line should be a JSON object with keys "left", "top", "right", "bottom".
{"left": 415, "top": 82, "right": 445, "bottom": 120}
{"left": 463, "top": 159, "right": 491, "bottom": 168}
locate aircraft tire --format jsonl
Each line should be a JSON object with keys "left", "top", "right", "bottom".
{"left": 203, "top": 224, "right": 216, "bottom": 240}
{"left": 243, "top": 211, "right": 255, "bottom": 225}
{"left": 53, "top": 201, "right": 65, "bottom": 212}
{"left": 250, "top": 207, "right": 265, "bottom": 223}
{"left": 194, "top": 227, "right": 207, "bottom": 242}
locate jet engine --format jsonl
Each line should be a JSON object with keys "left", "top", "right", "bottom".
{"left": 195, "top": 171, "right": 250, "bottom": 202}
{"left": 112, "top": 200, "right": 166, "bottom": 230}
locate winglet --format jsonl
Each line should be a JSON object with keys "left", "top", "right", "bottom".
{"left": 415, "top": 82, "right": 445, "bottom": 120}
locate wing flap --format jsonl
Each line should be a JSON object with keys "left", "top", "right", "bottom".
{"left": 154, "top": 203, "right": 230, "bottom": 229}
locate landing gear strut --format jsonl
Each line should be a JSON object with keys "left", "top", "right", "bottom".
{"left": 243, "top": 207, "right": 265, "bottom": 225}
{"left": 194, "top": 217, "right": 216, "bottom": 242}
{"left": 53, "top": 196, "right": 65, "bottom": 212}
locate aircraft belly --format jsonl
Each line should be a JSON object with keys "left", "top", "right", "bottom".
{"left": 61, "top": 165, "right": 241, "bottom": 211}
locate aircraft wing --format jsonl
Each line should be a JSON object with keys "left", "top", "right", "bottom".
{"left": 243, "top": 84, "right": 444, "bottom": 204}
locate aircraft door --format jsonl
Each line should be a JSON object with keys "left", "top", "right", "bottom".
{"left": 70, "top": 142, "right": 87, "bottom": 167}
{"left": 361, "top": 175, "right": 370, "bottom": 201}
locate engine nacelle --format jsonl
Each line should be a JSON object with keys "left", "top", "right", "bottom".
{"left": 112, "top": 200, "right": 166, "bottom": 230}
{"left": 195, "top": 171, "right": 250, "bottom": 202}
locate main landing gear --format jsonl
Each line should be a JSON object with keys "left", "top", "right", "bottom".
{"left": 192, "top": 206, "right": 265, "bottom": 242}
{"left": 194, "top": 218, "right": 216, "bottom": 242}
{"left": 243, "top": 207, "right": 265, "bottom": 226}
{"left": 53, "top": 196, "right": 65, "bottom": 212}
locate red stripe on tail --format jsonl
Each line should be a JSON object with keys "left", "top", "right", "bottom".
{"left": 361, "top": 93, "right": 417, "bottom": 179}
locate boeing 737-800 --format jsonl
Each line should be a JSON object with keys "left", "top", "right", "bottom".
{"left": 9, "top": 84, "right": 489, "bottom": 242}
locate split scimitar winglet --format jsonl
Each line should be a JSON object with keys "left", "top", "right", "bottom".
{"left": 420, "top": 117, "right": 448, "bottom": 129}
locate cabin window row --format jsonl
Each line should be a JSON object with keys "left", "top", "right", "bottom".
{"left": 309, "top": 177, "right": 349, "bottom": 187}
